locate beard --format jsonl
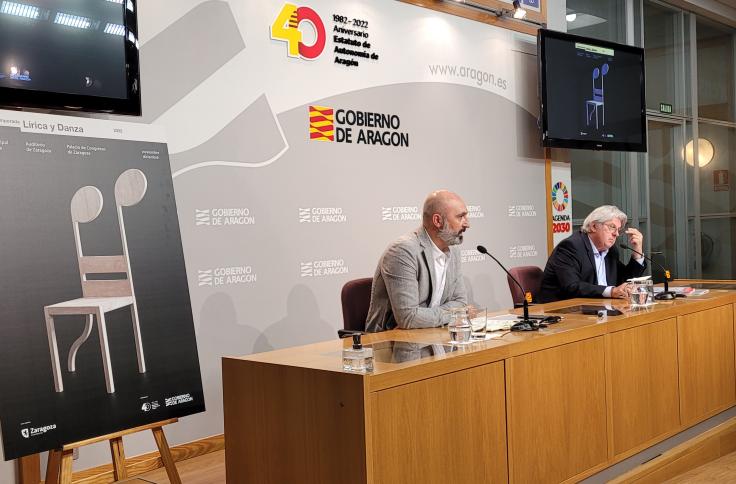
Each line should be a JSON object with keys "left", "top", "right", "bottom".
{"left": 438, "top": 219, "right": 464, "bottom": 246}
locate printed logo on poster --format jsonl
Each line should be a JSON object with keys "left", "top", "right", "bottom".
{"left": 165, "top": 393, "right": 194, "bottom": 407}
{"left": 141, "top": 401, "right": 160, "bottom": 412}
{"left": 20, "top": 424, "right": 56, "bottom": 439}
{"left": 381, "top": 206, "right": 420, "bottom": 222}
{"left": 271, "top": 3, "right": 326, "bottom": 60}
{"left": 551, "top": 182, "right": 569, "bottom": 212}
{"left": 551, "top": 181, "right": 572, "bottom": 234}
{"left": 308, "top": 106, "right": 409, "bottom": 147}
{"left": 299, "top": 207, "right": 346, "bottom": 223}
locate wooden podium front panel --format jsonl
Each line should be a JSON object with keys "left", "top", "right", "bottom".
{"left": 678, "top": 304, "right": 736, "bottom": 425}
{"left": 370, "top": 361, "right": 507, "bottom": 484}
{"left": 507, "top": 337, "right": 607, "bottom": 484}
{"left": 223, "top": 359, "right": 367, "bottom": 484}
{"left": 608, "top": 318, "right": 680, "bottom": 456}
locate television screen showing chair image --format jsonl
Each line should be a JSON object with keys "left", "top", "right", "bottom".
{"left": 538, "top": 28, "right": 647, "bottom": 152}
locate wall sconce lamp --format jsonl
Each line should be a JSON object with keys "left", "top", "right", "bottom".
{"left": 683, "top": 138, "right": 715, "bottom": 167}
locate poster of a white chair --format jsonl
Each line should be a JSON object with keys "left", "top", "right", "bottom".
{"left": 45, "top": 169, "right": 148, "bottom": 394}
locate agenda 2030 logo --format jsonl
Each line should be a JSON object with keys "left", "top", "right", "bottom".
{"left": 551, "top": 181, "right": 571, "bottom": 234}
{"left": 271, "top": 3, "right": 326, "bottom": 60}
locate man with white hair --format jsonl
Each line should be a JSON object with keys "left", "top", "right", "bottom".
{"left": 365, "top": 190, "right": 470, "bottom": 332}
{"left": 538, "top": 205, "right": 646, "bottom": 303}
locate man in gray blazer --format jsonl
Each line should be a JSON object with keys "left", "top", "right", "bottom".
{"left": 365, "top": 190, "right": 470, "bottom": 332}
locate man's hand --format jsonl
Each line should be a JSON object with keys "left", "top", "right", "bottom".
{"left": 625, "top": 227, "right": 643, "bottom": 254}
{"left": 611, "top": 282, "right": 633, "bottom": 299}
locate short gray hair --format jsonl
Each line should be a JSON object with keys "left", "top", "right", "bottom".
{"left": 581, "top": 205, "right": 628, "bottom": 233}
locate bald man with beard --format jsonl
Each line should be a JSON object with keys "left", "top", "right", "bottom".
{"left": 365, "top": 190, "right": 471, "bottom": 332}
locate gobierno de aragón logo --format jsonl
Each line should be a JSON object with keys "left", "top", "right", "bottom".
{"left": 309, "top": 105, "right": 409, "bottom": 147}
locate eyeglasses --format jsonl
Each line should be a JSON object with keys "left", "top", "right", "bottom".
{"left": 600, "top": 222, "right": 624, "bottom": 236}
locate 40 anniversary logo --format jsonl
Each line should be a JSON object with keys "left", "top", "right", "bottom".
{"left": 271, "top": 3, "right": 326, "bottom": 60}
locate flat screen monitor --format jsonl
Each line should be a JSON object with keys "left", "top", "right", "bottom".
{"left": 0, "top": 0, "right": 141, "bottom": 115}
{"left": 538, "top": 28, "right": 646, "bottom": 152}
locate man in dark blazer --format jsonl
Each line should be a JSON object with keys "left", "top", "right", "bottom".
{"left": 538, "top": 205, "right": 647, "bottom": 303}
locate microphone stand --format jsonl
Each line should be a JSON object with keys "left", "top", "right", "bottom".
{"left": 619, "top": 244, "right": 679, "bottom": 300}
{"left": 476, "top": 245, "right": 543, "bottom": 331}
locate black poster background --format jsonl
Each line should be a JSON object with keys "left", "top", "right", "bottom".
{"left": 0, "top": 125, "right": 204, "bottom": 459}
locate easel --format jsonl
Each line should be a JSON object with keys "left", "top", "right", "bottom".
{"left": 44, "top": 418, "right": 181, "bottom": 484}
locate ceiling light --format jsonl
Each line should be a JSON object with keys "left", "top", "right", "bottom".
{"left": 103, "top": 22, "right": 125, "bottom": 35}
{"left": 0, "top": 1, "right": 39, "bottom": 19}
{"left": 54, "top": 12, "right": 91, "bottom": 29}
{"left": 566, "top": 13, "right": 577, "bottom": 22}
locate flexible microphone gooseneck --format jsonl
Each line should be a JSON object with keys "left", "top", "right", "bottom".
{"left": 619, "top": 244, "right": 681, "bottom": 300}
{"left": 476, "top": 245, "right": 542, "bottom": 331}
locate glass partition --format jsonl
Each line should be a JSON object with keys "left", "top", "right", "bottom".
{"left": 697, "top": 19, "right": 736, "bottom": 122}
{"left": 644, "top": 2, "right": 685, "bottom": 115}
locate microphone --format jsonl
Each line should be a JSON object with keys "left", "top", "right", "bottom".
{"left": 477, "top": 245, "right": 542, "bottom": 331}
{"left": 619, "top": 244, "right": 681, "bottom": 300}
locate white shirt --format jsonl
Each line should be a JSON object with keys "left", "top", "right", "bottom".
{"left": 588, "top": 236, "right": 645, "bottom": 298}
{"left": 426, "top": 229, "right": 449, "bottom": 308}
{"left": 588, "top": 236, "right": 612, "bottom": 297}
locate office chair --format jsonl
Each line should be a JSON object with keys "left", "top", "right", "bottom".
{"left": 338, "top": 277, "right": 373, "bottom": 338}
{"left": 507, "top": 266, "right": 544, "bottom": 307}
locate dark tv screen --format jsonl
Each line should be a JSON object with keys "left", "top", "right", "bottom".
{"left": 0, "top": 0, "right": 140, "bottom": 115}
{"left": 539, "top": 29, "right": 646, "bottom": 152}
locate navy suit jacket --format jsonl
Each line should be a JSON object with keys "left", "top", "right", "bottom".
{"left": 538, "top": 231, "right": 647, "bottom": 303}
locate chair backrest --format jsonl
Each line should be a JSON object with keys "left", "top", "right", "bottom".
{"left": 507, "top": 266, "right": 544, "bottom": 306}
{"left": 340, "top": 278, "right": 373, "bottom": 332}
{"left": 70, "top": 169, "right": 148, "bottom": 298}
{"left": 592, "top": 64, "right": 609, "bottom": 100}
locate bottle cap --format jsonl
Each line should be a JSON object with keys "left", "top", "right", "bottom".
{"left": 352, "top": 333, "right": 362, "bottom": 350}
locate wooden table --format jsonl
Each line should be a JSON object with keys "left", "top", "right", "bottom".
{"left": 223, "top": 285, "right": 736, "bottom": 483}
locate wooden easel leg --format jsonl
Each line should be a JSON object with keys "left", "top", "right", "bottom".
{"left": 45, "top": 449, "right": 61, "bottom": 484}
{"left": 18, "top": 454, "right": 40, "bottom": 484}
{"left": 110, "top": 436, "right": 128, "bottom": 480}
{"left": 152, "top": 426, "right": 181, "bottom": 484}
{"left": 59, "top": 449, "right": 74, "bottom": 484}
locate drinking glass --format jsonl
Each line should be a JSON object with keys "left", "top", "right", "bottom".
{"left": 630, "top": 280, "right": 653, "bottom": 307}
{"left": 469, "top": 307, "right": 487, "bottom": 340}
{"left": 446, "top": 307, "right": 472, "bottom": 344}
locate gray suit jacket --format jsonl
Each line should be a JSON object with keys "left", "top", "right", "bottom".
{"left": 365, "top": 228, "right": 467, "bottom": 332}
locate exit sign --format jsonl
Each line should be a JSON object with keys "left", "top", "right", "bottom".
{"left": 660, "top": 103, "right": 673, "bottom": 114}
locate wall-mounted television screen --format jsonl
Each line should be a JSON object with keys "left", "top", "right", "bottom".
{"left": 538, "top": 28, "right": 646, "bottom": 152}
{"left": 0, "top": 0, "right": 140, "bottom": 115}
